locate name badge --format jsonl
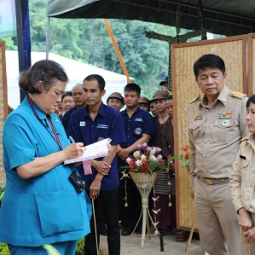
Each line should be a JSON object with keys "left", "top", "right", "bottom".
{"left": 83, "top": 160, "right": 92, "bottom": 175}
{"left": 222, "top": 120, "right": 230, "bottom": 126}
{"left": 80, "top": 121, "right": 86, "bottom": 127}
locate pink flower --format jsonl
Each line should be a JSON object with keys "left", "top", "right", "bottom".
{"left": 146, "top": 146, "right": 152, "bottom": 152}
{"left": 137, "top": 144, "right": 142, "bottom": 150}
{"left": 142, "top": 143, "right": 148, "bottom": 148}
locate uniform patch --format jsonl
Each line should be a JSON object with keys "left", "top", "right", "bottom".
{"left": 218, "top": 112, "right": 231, "bottom": 119}
{"left": 194, "top": 112, "right": 202, "bottom": 120}
{"left": 135, "top": 128, "right": 142, "bottom": 135}
{"left": 222, "top": 120, "right": 230, "bottom": 126}
{"left": 80, "top": 121, "right": 86, "bottom": 126}
{"left": 96, "top": 124, "right": 108, "bottom": 129}
{"left": 134, "top": 118, "right": 143, "bottom": 122}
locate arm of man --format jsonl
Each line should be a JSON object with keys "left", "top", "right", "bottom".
{"left": 17, "top": 142, "right": 84, "bottom": 179}
{"left": 118, "top": 133, "right": 151, "bottom": 161}
{"left": 188, "top": 106, "right": 196, "bottom": 199}
{"left": 90, "top": 146, "right": 117, "bottom": 199}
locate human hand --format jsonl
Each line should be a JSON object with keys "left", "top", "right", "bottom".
{"left": 89, "top": 177, "right": 102, "bottom": 200}
{"left": 243, "top": 227, "right": 255, "bottom": 244}
{"left": 91, "top": 160, "right": 111, "bottom": 175}
{"left": 239, "top": 208, "right": 253, "bottom": 232}
{"left": 62, "top": 142, "right": 85, "bottom": 160}
{"left": 118, "top": 148, "right": 130, "bottom": 161}
{"left": 190, "top": 187, "right": 195, "bottom": 200}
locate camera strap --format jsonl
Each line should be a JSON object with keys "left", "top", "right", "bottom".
{"left": 28, "top": 96, "right": 63, "bottom": 150}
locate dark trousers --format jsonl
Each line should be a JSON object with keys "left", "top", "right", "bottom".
{"left": 85, "top": 187, "right": 120, "bottom": 255}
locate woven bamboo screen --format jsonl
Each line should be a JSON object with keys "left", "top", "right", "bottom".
{"left": 171, "top": 35, "right": 247, "bottom": 230}
{"left": 0, "top": 42, "right": 8, "bottom": 187}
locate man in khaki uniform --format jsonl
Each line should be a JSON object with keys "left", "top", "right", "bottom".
{"left": 188, "top": 54, "right": 249, "bottom": 255}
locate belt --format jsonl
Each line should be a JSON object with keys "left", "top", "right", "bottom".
{"left": 197, "top": 176, "right": 229, "bottom": 185}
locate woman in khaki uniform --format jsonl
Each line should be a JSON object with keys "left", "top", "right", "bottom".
{"left": 230, "top": 94, "right": 255, "bottom": 254}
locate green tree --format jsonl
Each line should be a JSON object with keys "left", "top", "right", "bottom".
{"left": 2, "top": 0, "right": 181, "bottom": 98}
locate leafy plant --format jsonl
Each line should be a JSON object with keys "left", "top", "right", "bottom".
{"left": 172, "top": 144, "right": 190, "bottom": 168}
{"left": 75, "top": 238, "right": 85, "bottom": 255}
{"left": 0, "top": 242, "right": 10, "bottom": 255}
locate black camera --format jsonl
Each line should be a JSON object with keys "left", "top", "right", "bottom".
{"left": 69, "top": 171, "right": 86, "bottom": 193}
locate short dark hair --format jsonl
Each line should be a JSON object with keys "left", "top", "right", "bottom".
{"left": 83, "top": 74, "right": 105, "bottom": 91}
{"left": 246, "top": 94, "right": 255, "bottom": 108}
{"left": 19, "top": 60, "right": 68, "bottom": 94}
{"left": 61, "top": 91, "right": 72, "bottom": 102}
{"left": 193, "top": 54, "right": 226, "bottom": 78}
{"left": 124, "top": 83, "right": 141, "bottom": 96}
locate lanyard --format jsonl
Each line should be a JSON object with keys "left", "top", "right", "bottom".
{"left": 28, "top": 97, "right": 63, "bottom": 150}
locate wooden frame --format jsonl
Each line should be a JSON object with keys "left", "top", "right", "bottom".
{"left": 248, "top": 33, "right": 255, "bottom": 96}
{"left": 0, "top": 42, "right": 8, "bottom": 187}
{"left": 171, "top": 35, "right": 247, "bottom": 230}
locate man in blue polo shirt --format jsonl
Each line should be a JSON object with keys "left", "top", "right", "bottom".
{"left": 118, "top": 83, "right": 155, "bottom": 236}
{"left": 67, "top": 74, "right": 126, "bottom": 255}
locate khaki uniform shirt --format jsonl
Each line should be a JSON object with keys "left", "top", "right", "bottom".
{"left": 230, "top": 135, "right": 255, "bottom": 213}
{"left": 188, "top": 85, "right": 248, "bottom": 187}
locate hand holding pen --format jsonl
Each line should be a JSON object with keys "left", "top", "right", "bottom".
{"left": 62, "top": 136, "right": 85, "bottom": 160}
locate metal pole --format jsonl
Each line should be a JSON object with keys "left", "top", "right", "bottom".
{"left": 15, "top": 0, "right": 31, "bottom": 103}
{"left": 104, "top": 19, "right": 131, "bottom": 83}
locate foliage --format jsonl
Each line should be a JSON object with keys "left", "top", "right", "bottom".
{"left": 0, "top": 0, "right": 180, "bottom": 99}
{"left": 172, "top": 144, "right": 190, "bottom": 168}
{"left": 0, "top": 187, "right": 4, "bottom": 201}
{"left": 75, "top": 238, "right": 85, "bottom": 255}
{"left": 0, "top": 243, "right": 10, "bottom": 255}
{"left": 126, "top": 143, "right": 167, "bottom": 175}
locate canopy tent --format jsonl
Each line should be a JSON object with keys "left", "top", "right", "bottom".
{"left": 6, "top": 50, "right": 127, "bottom": 109}
{"left": 47, "top": 0, "right": 255, "bottom": 37}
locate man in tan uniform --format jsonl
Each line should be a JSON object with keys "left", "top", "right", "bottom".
{"left": 188, "top": 54, "right": 249, "bottom": 255}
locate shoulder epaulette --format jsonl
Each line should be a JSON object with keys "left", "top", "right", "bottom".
{"left": 231, "top": 91, "right": 246, "bottom": 99}
{"left": 190, "top": 95, "right": 201, "bottom": 104}
{"left": 241, "top": 136, "right": 250, "bottom": 141}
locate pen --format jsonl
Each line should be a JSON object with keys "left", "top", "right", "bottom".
{"left": 69, "top": 136, "right": 75, "bottom": 144}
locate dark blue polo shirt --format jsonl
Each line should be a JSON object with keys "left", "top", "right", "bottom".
{"left": 120, "top": 107, "right": 155, "bottom": 148}
{"left": 67, "top": 103, "right": 126, "bottom": 191}
{"left": 62, "top": 106, "right": 77, "bottom": 131}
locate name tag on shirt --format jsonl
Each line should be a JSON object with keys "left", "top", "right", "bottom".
{"left": 134, "top": 118, "right": 143, "bottom": 122}
{"left": 83, "top": 160, "right": 92, "bottom": 175}
{"left": 80, "top": 121, "right": 86, "bottom": 127}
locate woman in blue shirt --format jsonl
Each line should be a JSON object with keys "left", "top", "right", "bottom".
{"left": 0, "top": 60, "right": 91, "bottom": 255}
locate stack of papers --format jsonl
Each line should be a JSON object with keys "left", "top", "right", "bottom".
{"left": 64, "top": 138, "right": 111, "bottom": 164}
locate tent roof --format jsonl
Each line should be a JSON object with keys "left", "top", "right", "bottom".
{"left": 47, "top": 0, "right": 255, "bottom": 37}
{"left": 6, "top": 50, "right": 127, "bottom": 109}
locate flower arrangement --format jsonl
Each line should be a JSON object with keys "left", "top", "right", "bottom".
{"left": 126, "top": 143, "right": 166, "bottom": 175}
{"left": 172, "top": 144, "right": 190, "bottom": 168}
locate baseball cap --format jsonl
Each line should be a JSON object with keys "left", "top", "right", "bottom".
{"left": 159, "top": 76, "right": 168, "bottom": 86}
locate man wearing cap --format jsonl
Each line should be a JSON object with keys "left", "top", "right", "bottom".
{"left": 188, "top": 54, "right": 248, "bottom": 255}
{"left": 107, "top": 92, "right": 124, "bottom": 112}
{"left": 159, "top": 76, "right": 169, "bottom": 92}
{"left": 151, "top": 90, "right": 176, "bottom": 232}
{"left": 138, "top": 97, "right": 150, "bottom": 112}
